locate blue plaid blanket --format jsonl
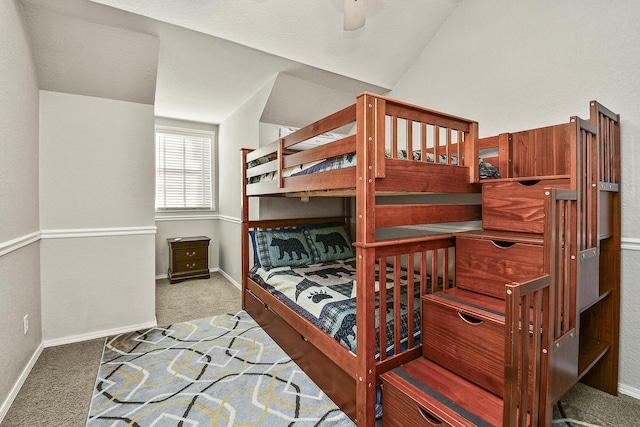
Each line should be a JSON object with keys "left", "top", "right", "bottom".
{"left": 249, "top": 259, "right": 423, "bottom": 357}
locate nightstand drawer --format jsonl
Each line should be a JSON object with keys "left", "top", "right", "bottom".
{"left": 174, "top": 247, "right": 207, "bottom": 261}
{"left": 175, "top": 258, "right": 208, "bottom": 273}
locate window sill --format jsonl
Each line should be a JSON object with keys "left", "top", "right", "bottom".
{"left": 155, "top": 210, "right": 217, "bottom": 222}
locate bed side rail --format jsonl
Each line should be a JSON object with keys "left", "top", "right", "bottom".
{"left": 244, "top": 216, "right": 348, "bottom": 231}
{"left": 504, "top": 274, "right": 552, "bottom": 427}
{"left": 244, "top": 104, "right": 358, "bottom": 192}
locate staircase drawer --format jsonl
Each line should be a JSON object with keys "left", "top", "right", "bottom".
{"left": 381, "top": 358, "right": 503, "bottom": 427}
{"left": 382, "top": 379, "right": 455, "bottom": 427}
{"left": 455, "top": 235, "right": 543, "bottom": 299}
{"left": 482, "top": 179, "right": 571, "bottom": 234}
{"left": 422, "top": 295, "right": 505, "bottom": 397}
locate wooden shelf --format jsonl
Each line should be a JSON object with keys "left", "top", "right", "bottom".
{"left": 578, "top": 335, "right": 610, "bottom": 378}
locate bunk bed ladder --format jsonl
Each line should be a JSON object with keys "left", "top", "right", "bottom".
{"left": 380, "top": 100, "right": 620, "bottom": 427}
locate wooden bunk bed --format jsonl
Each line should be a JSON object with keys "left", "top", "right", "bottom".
{"left": 240, "top": 93, "right": 621, "bottom": 426}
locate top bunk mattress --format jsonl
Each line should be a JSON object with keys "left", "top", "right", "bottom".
{"left": 248, "top": 151, "right": 500, "bottom": 185}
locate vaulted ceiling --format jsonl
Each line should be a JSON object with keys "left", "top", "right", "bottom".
{"left": 19, "top": 0, "right": 462, "bottom": 124}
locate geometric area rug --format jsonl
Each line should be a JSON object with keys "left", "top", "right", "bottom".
{"left": 86, "top": 310, "right": 354, "bottom": 426}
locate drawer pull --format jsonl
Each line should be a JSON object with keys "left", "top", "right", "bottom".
{"left": 458, "top": 312, "right": 483, "bottom": 325}
{"left": 491, "top": 240, "right": 515, "bottom": 248}
{"left": 418, "top": 406, "right": 443, "bottom": 424}
{"left": 186, "top": 251, "right": 196, "bottom": 257}
{"left": 517, "top": 179, "right": 541, "bottom": 186}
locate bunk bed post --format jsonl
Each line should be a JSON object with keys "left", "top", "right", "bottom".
{"left": 498, "top": 133, "right": 512, "bottom": 178}
{"left": 354, "top": 93, "right": 379, "bottom": 427}
{"left": 580, "top": 102, "right": 622, "bottom": 395}
{"left": 343, "top": 197, "right": 352, "bottom": 237}
{"left": 240, "top": 148, "right": 250, "bottom": 310}
{"left": 465, "top": 121, "right": 479, "bottom": 182}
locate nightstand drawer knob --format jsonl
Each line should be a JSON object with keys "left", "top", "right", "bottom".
{"left": 186, "top": 251, "right": 196, "bottom": 257}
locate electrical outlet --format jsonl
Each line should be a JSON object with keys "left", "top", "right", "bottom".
{"left": 23, "top": 314, "right": 29, "bottom": 335}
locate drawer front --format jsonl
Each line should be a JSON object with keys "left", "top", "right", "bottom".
{"left": 422, "top": 297, "right": 504, "bottom": 397}
{"left": 174, "top": 258, "right": 208, "bottom": 273}
{"left": 455, "top": 237, "right": 543, "bottom": 299}
{"left": 482, "top": 179, "right": 571, "bottom": 234}
{"left": 174, "top": 246, "right": 208, "bottom": 262}
{"left": 382, "top": 377, "right": 454, "bottom": 427}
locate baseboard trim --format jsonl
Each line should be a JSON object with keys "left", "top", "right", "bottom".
{"left": 156, "top": 268, "right": 242, "bottom": 289}
{"left": 217, "top": 268, "right": 241, "bottom": 290}
{"left": 43, "top": 320, "right": 158, "bottom": 348}
{"left": 0, "top": 342, "right": 44, "bottom": 424}
{"left": 155, "top": 267, "right": 220, "bottom": 281}
{"left": 618, "top": 382, "right": 640, "bottom": 400}
{"left": 154, "top": 268, "right": 240, "bottom": 290}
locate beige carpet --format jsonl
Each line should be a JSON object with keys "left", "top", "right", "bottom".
{"left": 553, "top": 382, "right": 640, "bottom": 426}
{"left": 2, "top": 274, "right": 242, "bottom": 427}
{"left": 3, "top": 273, "right": 640, "bottom": 426}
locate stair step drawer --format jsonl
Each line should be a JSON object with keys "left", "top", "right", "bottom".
{"left": 380, "top": 357, "right": 503, "bottom": 427}
{"left": 482, "top": 178, "right": 571, "bottom": 234}
{"left": 422, "top": 293, "right": 505, "bottom": 397}
{"left": 455, "top": 235, "right": 543, "bottom": 299}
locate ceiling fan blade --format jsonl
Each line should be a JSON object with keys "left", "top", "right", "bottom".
{"left": 343, "top": 0, "right": 366, "bottom": 31}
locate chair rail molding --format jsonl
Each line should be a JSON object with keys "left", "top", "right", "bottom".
{"left": 40, "top": 226, "right": 157, "bottom": 240}
{"left": 0, "top": 231, "right": 41, "bottom": 257}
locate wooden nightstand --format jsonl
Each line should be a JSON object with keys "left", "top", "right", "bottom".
{"left": 167, "top": 236, "right": 211, "bottom": 284}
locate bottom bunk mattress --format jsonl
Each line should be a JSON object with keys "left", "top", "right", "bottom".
{"left": 249, "top": 258, "right": 423, "bottom": 357}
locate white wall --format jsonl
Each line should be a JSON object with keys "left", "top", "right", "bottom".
{"left": 153, "top": 117, "right": 219, "bottom": 277}
{"left": 0, "top": 0, "right": 43, "bottom": 418}
{"left": 39, "top": 91, "right": 156, "bottom": 343}
{"left": 217, "top": 77, "right": 350, "bottom": 285}
{"left": 216, "top": 79, "right": 275, "bottom": 284}
{"left": 390, "top": 0, "right": 640, "bottom": 395}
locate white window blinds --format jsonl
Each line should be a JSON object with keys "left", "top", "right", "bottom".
{"left": 155, "top": 127, "right": 212, "bottom": 210}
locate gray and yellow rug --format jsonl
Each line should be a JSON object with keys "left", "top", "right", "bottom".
{"left": 86, "top": 311, "right": 354, "bottom": 426}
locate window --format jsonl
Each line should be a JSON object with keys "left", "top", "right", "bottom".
{"left": 155, "top": 126, "right": 213, "bottom": 210}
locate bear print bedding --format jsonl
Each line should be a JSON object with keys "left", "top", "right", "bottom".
{"left": 249, "top": 258, "right": 422, "bottom": 357}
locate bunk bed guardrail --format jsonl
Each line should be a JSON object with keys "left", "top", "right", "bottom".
{"left": 504, "top": 274, "right": 552, "bottom": 427}
{"left": 243, "top": 93, "right": 483, "bottom": 197}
